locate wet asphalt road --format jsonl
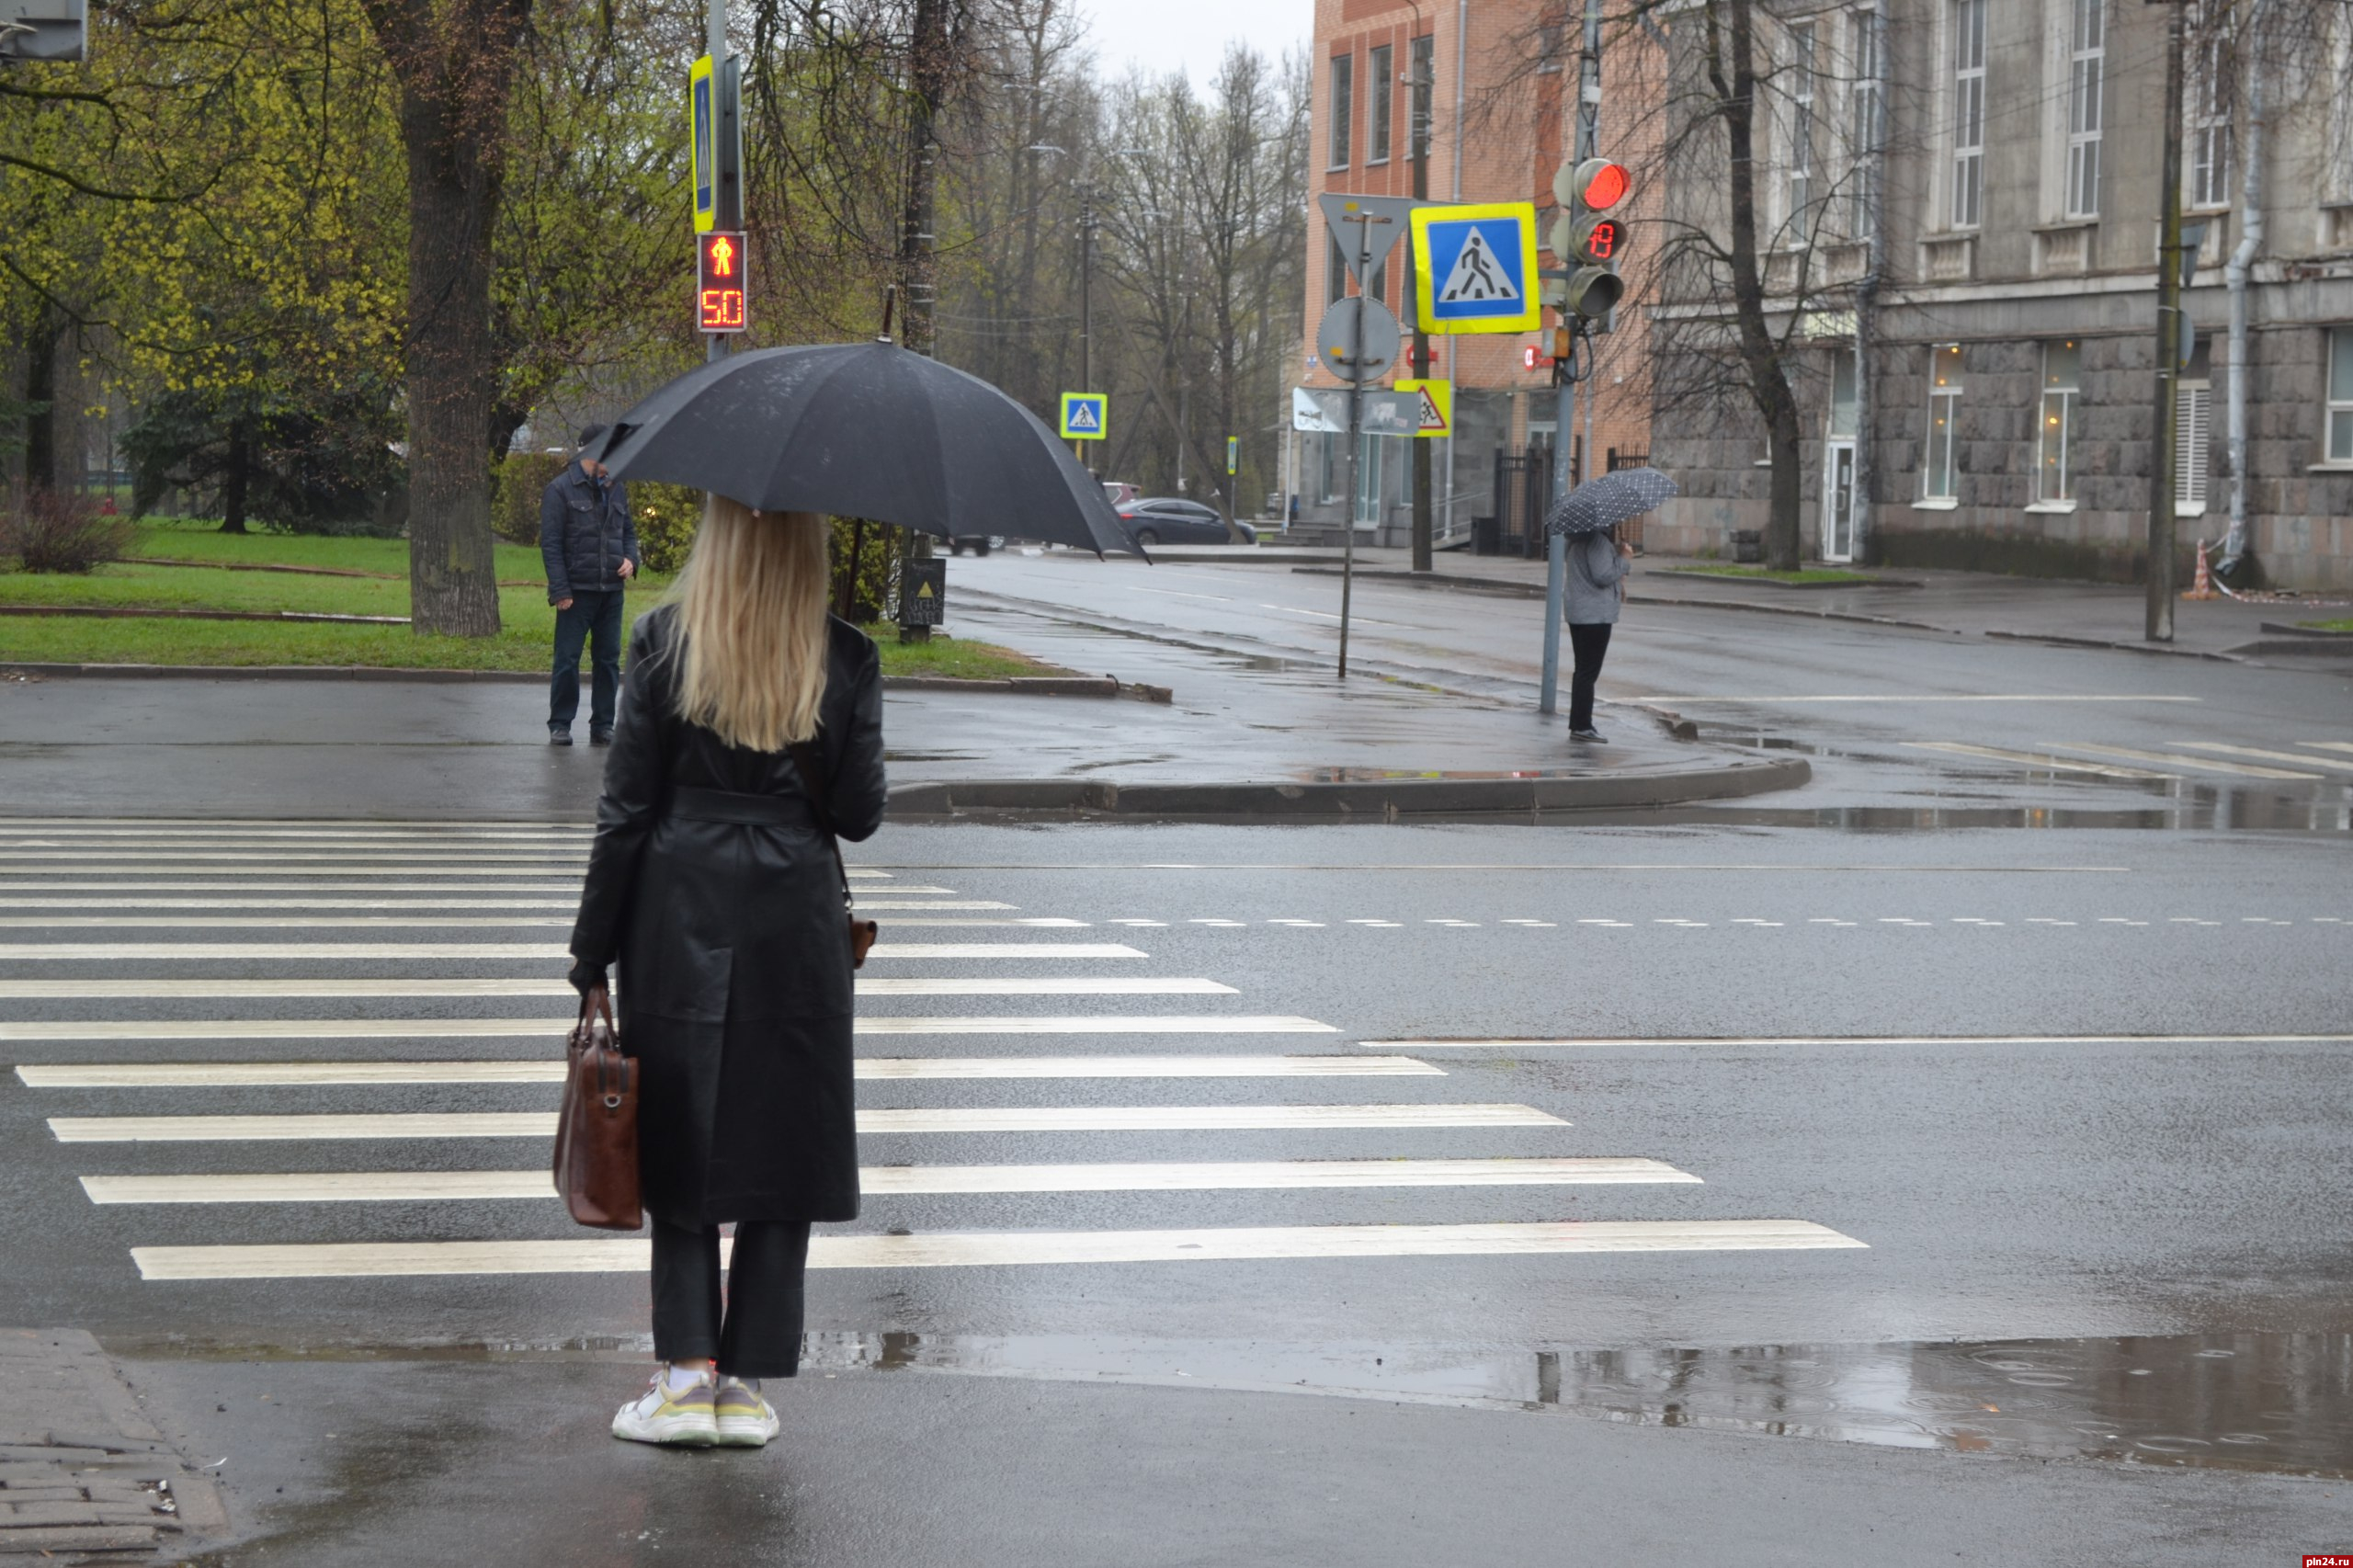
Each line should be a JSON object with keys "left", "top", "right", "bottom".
{"left": 3, "top": 561, "right": 2351, "bottom": 1564}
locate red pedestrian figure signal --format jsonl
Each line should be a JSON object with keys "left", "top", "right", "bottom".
{"left": 699, "top": 231, "right": 747, "bottom": 333}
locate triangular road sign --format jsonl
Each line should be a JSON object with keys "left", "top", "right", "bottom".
{"left": 1415, "top": 388, "right": 1445, "bottom": 432}
{"left": 1438, "top": 228, "right": 1518, "bottom": 304}
{"left": 1316, "top": 193, "right": 1433, "bottom": 286}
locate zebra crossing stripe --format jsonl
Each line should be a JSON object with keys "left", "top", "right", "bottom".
{"left": 128, "top": 1220, "right": 1865, "bottom": 1278}
{"left": 2048, "top": 744, "right": 2323, "bottom": 780}
{"left": 49, "top": 1103, "right": 1565, "bottom": 1141}
{"left": 22, "top": 1055, "right": 1441, "bottom": 1088}
{"left": 0, "top": 942, "right": 1140, "bottom": 960}
{"left": 0, "top": 1014, "right": 1338, "bottom": 1040}
{"left": 0, "top": 975, "right": 1232, "bottom": 999}
{"left": 1364, "top": 1033, "right": 2353, "bottom": 1048}
{"left": 81, "top": 1157, "right": 1689, "bottom": 1205}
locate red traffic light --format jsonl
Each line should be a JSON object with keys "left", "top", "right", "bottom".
{"left": 698, "top": 231, "right": 747, "bottom": 334}
{"left": 1575, "top": 158, "right": 1631, "bottom": 211}
{"left": 1521, "top": 344, "right": 1545, "bottom": 371}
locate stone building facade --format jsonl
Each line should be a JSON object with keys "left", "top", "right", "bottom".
{"left": 1645, "top": 0, "right": 2353, "bottom": 589}
{"left": 1291, "top": 0, "right": 1655, "bottom": 547}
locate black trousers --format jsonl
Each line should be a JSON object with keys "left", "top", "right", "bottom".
{"left": 1568, "top": 621, "right": 1612, "bottom": 731}
{"left": 649, "top": 1215, "right": 813, "bottom": 1379}
{"left": 550, "top": 588, "right": 624, "bottom": 733}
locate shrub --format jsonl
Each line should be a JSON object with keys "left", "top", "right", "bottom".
{"left": 3, "top": 489, "right": 137, "bottom": 573}
{"left": 491, "top": 451, "right": 572, "bottom": 546}
{"left": 632, "top": 483, "right": 705, "bottom": 574}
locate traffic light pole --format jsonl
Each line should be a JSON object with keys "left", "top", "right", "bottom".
{"left": 1339, "top": 210, "right": 1373, "bottom": 679}
{"left": 1539, "top": 0, "right": 1606, "bottom": 718}
{"left": 705, "top": 0, "right": 734, "bottom": 367}
{"left": 2146, "top": 0, "right": 2187, "bottom": 642}
{"left": 1410, "top": 48, "right": 1435, "bottom": 574}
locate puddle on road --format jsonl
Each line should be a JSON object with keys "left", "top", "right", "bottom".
{"left": 801, "top": 1329, "right": 2353, "bottom": 1479}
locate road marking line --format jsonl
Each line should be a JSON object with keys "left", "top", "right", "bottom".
{"left": 1347, "top": 919, "right": 1402, "bottom": 927}
{"left": 0, "top": 882, "right": 588, "bottom": 895}
{"left": 1361, "top": 1034, "right": 2353, "bottom": 1048}
{"left": 2051, "top": 744, "right": 2323, "bottom": 780}
{"left": 0, "top": 976, "right": 1233, "bottom": 1000}
{"left": 1502, "top": 919, "right": 1556, "bottom": 926}
{"left": 1877, "top": 918, "right": 1931, "bottom": 926}
{"left": 0, "top": 851, "right": 900, "bottom": 879}
{"left": 130, "top": 1220, "right": 1865, "bottom": 1279}
{"left": 2099, "top": 917, "right": 2150, "bottom": 926}
{"left": 1577, "top": 919, "right": 1632, "bottom": 927}
{"left": 2024, "top": 918, "right": 2077, "bottom": 926}
{"left": 1730, "top": 919, "right": 1784, "bottom": 926}
{"left": 2298, "top": 742, "right": 2353, "bottom": 756}
{"left": 0, "top": 917, "right": 582, "bottom": 930}
{"left": 1427, "top": 919, "right": 1478, "bottom": 926}
{"left": 1632, "top": 695, "right": 2203, "bottom": 704}
{"left": 51, "top": 1103, "right": 1566, "bottom": 1142}
{"left": 1807, "top": 918, "right": 1857, "bottom": 926}
{"left": 2176, "top": 742, "right": 2353, "bottom": 772}
{"left": 1188, "top": 919, "right": 1247, "bottom": 927}
{"left": 0, "top": 898, "right": 582, "bottom": 911}
{"left": 2170, "top": 917, "right": 2220, "bottom": 925}
{"left": 0, "top": 1015, "right": 1339, "bottom": 1041}
{"left": 82, "top": 1158, "right": 1688, "bottom": 1206}
{"left": 1903, "top": 741, "right": 2174, "bottom": 778}
{"left": 0, "top": 824, "right": 589, "bottom": 839}
{"left": 0, "top": 942, "right": 1143, "bottom": 960}
{"left": 1951, "top": 918, "right": 2005, "bottom": 926}
{"left": 22, "top": 1056, "right": 1441, "bottom": 1089}
{"left": 1108, "top": 919, "right": 1168, "bottom": 926}
{"left": 1267, "top": 919, "right": 1325, "bottom": 926}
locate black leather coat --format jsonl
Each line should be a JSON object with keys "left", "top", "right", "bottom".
{"left": 568, "top": 605, "right": 886, "bottom": 1224}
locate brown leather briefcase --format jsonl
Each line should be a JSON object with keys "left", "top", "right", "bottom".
{"left": 553, "top": 984, "right": 642, "bottom": 1230}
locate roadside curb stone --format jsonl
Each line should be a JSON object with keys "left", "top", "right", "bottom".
{"left": 0, "top": 1328, "right": 230, "bottom": 1560}
{"left": 0, "top": 662, "right": 1175, "bottom": 699}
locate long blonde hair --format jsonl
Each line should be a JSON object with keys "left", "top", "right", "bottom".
{"left": 668, "top": 499, "right": 830, "bottom": 752}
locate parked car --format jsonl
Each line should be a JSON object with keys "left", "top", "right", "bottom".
{"left": 1102, "top": 480, "right": 1141, "bottom": 508}
{"left": 1116, "top": 497, "right": 1256, "bottom": 548}
{"left": 945, "top": 535, "right": 1004, "bottom": 555}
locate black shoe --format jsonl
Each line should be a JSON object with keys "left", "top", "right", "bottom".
{"left": 1570, "top": 727, "right": 1606, "bottom": 742}
{"left": 550, "top": 727, "right": 573, "bottom": 746}
{"left": 589, "top": 729, "right": 613, "bottom": 747}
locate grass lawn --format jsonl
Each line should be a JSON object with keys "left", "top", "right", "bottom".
{"left": 2300, "top": 618, "right": 2353, "bottom": 633}
{"left": 1, "top": 518, "right": 1062, "bottom": 678}
{"left": 1664, "top": 563, "right": 1880, "bottom": 585}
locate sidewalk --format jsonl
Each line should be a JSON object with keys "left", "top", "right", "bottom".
{"left": 1165, "top": 543, "right": 2350, "bottom": 663}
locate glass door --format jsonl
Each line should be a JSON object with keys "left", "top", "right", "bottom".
{"left": 1822, "top": 440, "right": 1857, "bottom": 562}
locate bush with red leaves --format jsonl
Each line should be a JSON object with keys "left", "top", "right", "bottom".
{"left": 2, "top": 489, "right": 137, "bottom": 574}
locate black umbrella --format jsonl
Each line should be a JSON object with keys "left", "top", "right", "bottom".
{"left": 1544, "top": 466, "right": 1679, "bottom": 537}
{"left": 595, "top": 344, "right": 1138, "bottom": 556}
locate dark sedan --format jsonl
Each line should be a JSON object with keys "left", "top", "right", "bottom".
{"left": 1116, "top": 498, "right": 1256, "bottom": 547}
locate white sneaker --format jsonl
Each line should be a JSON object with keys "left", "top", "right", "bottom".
{"left": 611, "top": 1369, "right": 718, "bottom": 1447}
{"left": 714, "top": 1377, "right": 780, "bottom": 1448}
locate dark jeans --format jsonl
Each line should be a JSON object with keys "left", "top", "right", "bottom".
{"left": 649, "top": 1215, "right": 813, "bottom": 1379}
{"left": 1568, "top": 621, "right": 1612, "bottom": 731}
{"left": 550, "top": 590, "right": 623, "bottom": 733}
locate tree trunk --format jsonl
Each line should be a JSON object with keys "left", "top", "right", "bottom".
{"left": 20, "top": 303, "right": 63, "bottom": 494}
{"left": 364, "top": 0, "right": 529, "bottom": 638}
{"left": 221, "top": 415, "right": 251, "bottom": 534}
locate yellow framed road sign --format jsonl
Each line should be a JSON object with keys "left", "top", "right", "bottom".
{"left": 1393, "top": 378, "right": 1452, "bottom": 438}
{"left": 1059, "top": 392, "right": 1107, "bottom": 441}
{"left": 689, "top": 55, "right": 717, "bottom": 233}
{"left": 1410, "top": 202, "right": 1540, "bottom": 335}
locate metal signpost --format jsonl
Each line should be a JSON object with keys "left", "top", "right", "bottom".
{"left": 899, "top": 557, "right": 945, "bottom": 629}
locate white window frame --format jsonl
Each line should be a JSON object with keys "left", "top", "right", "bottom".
{"left": 2036, "top": 341, "right": 2082, "bottom": 506}
{"left": 2065, "top": 0, "right": 2104, "bottom": 219}
{"left": 2176, "top": 381, "right": 2211, "bottom": 512}
{"left": 1368, "top": 42, "right": 1393, "bottom": 164}
{"left": 2328, "top": 327, "right": 2353, "bottom": 464}
{"left": 1847, "top": 8, "right": 1882, "bottom": 238}
{"left": 2189, "top": 30, "right": 2232, "bottom": 210}
{"left": 1328, "top": 51, "right": 1353, "bottom": 170}
{"left": 1922, "top": 344, "right": 1963, "bottom": 502}
{"left": 1950, "top": 0, "right": 1986, "bottom": 229}
{"left": 1787, "top": 20, "right": 1817, "bottom": 234}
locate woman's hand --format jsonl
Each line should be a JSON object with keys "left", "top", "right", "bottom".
{"left": 1617, "top": 540, "right": 1634, "bottom": 558}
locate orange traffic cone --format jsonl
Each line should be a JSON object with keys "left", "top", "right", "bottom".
{"left": 2181, "top": 540, "right": 2217, "bottom": 600}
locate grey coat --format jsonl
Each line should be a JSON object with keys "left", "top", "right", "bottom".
{"left": 540, "top": 462, "right": 640, "bottom": 603}
{"left": 1563, "top": 533, "right": 1630, "bottom": 626}
{"left": 568, "top": 606, "right": 887, "bottom": 1225}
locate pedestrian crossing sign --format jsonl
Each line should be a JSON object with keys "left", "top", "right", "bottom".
{"left": 1392, "top": 379, "right": 1452, "bottom": 438}
{"left": 1411, "top": 202, "right": 1541, "bottom": 335}
{"left": 1059, "top": 392, "right": 1107, "bottom": 441}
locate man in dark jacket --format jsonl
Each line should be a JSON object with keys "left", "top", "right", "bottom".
{"left": 540, "top": 425, "right": 640, "bottom": 744}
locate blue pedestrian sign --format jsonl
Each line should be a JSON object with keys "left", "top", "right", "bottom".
{"left": 1410, "top": 202, "right": 1541, "bottom": 335}
{"left": 1058, "top": 392, "right": 1107, "bottom": 441}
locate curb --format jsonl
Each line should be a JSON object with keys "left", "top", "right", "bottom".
{"left": 1282, "top": 567, "right": 1958, "bottom": 631}
{"left": 0, "top": 662, "right": 1174, "bottom": 699}
{"left": 1655, "top": 571, "right": 1927, "bottom": 590}
{"left": 1983, "top": 630, "right": 2245, "bottom": 663}
{"left": 885, "top": 755, "right": 1810, "bottom": 821}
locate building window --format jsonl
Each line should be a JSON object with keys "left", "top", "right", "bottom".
{"left": 2329, "top": 328, "right": 2353, "bottom": 462}
{"left": 1829, "top": 350, "right": 1859, "bottom": 439}
{"left": 1409, "top": 36, "right": 1435, "bottom": 163}
{"left": 1318, "top": 432, "right": 1342, "bottom": 502}
{"left": 1951, "top": 0, "right": 1986, "bottom": 228}
{"left": 1329, "top": 52, "right": 1353, "bottom": 169}
{"left": 1924, "top": 344, "right": 1962, "bottom": 499}
{"left": 1788, "top": 21, "right": 1817, "bottom": 231}
{"left": 2176, "top": 382, "right": 2211, "bottom": 509}
{"left": 2190, "top": 32, "right": 2232, "bottom": 209}
{"left": 1368, "top": 43, "right": 1392, "bottom": 163}
{"left": 1847, "top": 9, "right": 1882, "bottom": 237}
{"left": 2066, "top": 0, "right": 2104, "bottom": 218}
{"left": 2037, "top": 340, "right": 2081, "bottom": 504}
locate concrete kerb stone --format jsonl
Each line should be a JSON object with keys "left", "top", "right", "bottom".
{"left": 1283, "top": 567, "right": 1960, "bottom": 633}
{"left": 0, "top": 663, "right": 1175, "bottom": 699}
{"left": 1982, "top": 630, "right": 2246, "bottom": 663}
{"left": 885, "top": 755, "right": 1809, "bottom": 822}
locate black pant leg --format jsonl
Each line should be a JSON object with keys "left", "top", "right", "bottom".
{"left": 716, "top": 1220, "right": 813, "bottom": 1380}
{"left": 549, "top": 598, "right": 592, "bottom": 729}
{"left": 649, "top": 1214, "right": 723, "bottom": 1364}
{"left": 586, "top": 590, "right": 624, "bottom": 732}
{"left": 1567, "top": 621, "right": 1612, "bottom": 731}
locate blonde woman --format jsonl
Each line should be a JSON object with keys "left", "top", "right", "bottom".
{"left": 566, "top": 501, "right": 885, "bottom": 1448}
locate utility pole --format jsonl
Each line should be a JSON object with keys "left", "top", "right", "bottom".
{"left": 897, "top": 0, "right": 951, "bottom": 640}
{"left": 1540, "top": 0, "right": 1605, "bottom": 715}
{"left": 1076, "top": 181, "right": 1097, "bottom": 466}
{"left": 2147, "top": 0, "right": 2187, "bottom": 642}
{"left": 1339, "top": 210, "right": 1374, "bottom": 678}
{"left": 1409, "top": 31, "right": 1435, "bottom": 573}
{"left": 705, "top": 0, "right": 737, "bottom": 367}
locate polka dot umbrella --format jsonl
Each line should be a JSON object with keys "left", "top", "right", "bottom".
{"left": 1542, "top": 466, "right": 1680, "bottom": 537}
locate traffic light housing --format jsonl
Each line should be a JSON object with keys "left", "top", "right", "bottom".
{"left": 698, "top": 231, "right": 747, "bottom": 333}
{"left": 1550, "top": 154, "right": 1631, "bottom": 330}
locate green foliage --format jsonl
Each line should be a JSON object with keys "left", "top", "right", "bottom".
{"left": 631, "top": 483, "right": 706, "bottom": 574}
{"left": 491, "top": 451, "right": 572, "bottom": 546}
{"left": 831, "top": 518, "right": 905, "bottom": 622}
{"left": 122, "top": 386, "right": 404, "bottom": 534}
